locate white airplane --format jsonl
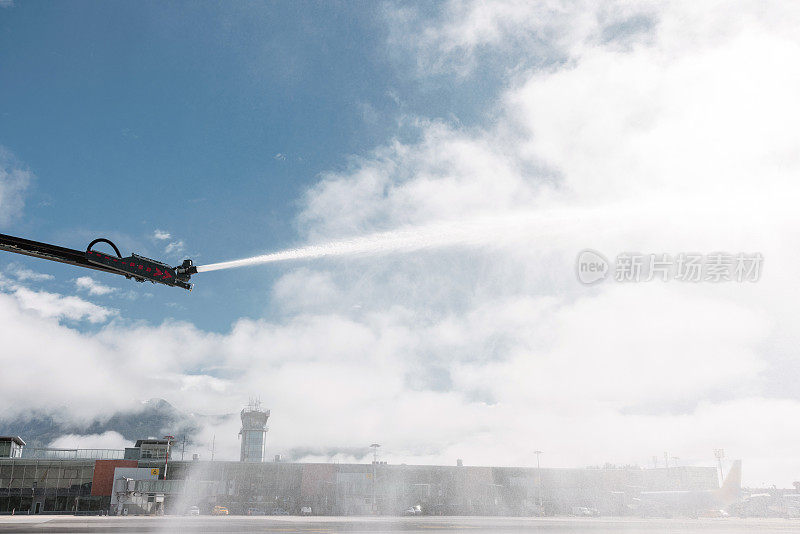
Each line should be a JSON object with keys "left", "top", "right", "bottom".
{"left": 634, "top": 460, "right": 741, "bottom": 517}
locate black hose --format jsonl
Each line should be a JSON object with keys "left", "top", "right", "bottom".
{"left": 86, "top": 238, "right": 122, "bottom": 258}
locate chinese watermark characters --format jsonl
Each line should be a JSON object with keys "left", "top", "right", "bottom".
{"left": 576, "top": 250, "right": 762, "bottom": 285}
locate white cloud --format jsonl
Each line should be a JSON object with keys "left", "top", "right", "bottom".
{"left": 0, "top": 273, "right": 117, "bottom": 323}
{"left": 384, "top": 0, "right": 654, "bottom": 77}
{"left": 5, "top": 265, "right": 54, "bottom": 282}
{"left": 75, "top": 276, "right": 116, "bottom": 296}
{"left": 153, "top": 229, "right": 187, "bottom": 256}
{"left": 0, "top": 146, "right": 32, "bottom": 226}
{"left": 272, "top": 268, "right": 345, "bottom": 314}
{"left": 9, "top": 287, "right": 117, "bottom": 323}
{"left": 291, "top": 1, "right": 800, "bottom": 484}
{"left": 49, "top": 431, "right": 131, "bottom": 451}
{"left": 165, "top": 240, "right": 186, "bottom": 255}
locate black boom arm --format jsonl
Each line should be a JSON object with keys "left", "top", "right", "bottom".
{"left": 0, "top": 233, "right": 195, "bottom": 290}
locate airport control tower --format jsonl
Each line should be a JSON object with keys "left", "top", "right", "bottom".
{"left": 239, "top": 399, "right": 270, "bottom": 462}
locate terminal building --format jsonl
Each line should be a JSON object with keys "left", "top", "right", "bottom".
{"left": 0, "top": 435, "right": 719, "bottom": 516}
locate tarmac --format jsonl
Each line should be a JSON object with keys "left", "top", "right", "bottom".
{"left": 0, "top": 516, "right": 799, "bottom": 534}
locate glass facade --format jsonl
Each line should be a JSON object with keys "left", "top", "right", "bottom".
{"left": 21, "top": 448, "right": 124, "bottom": 460}
{"left": 241, "top": 431, "right": 264, "bottom": 463}
{"left": 0, "top": 460, "right": 106, "bottom": 513}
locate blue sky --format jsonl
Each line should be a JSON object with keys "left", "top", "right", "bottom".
{"left": 0, "top": 1, "right": 493, "bottom": 330}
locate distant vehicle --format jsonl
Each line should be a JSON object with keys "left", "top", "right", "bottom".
{"left": 212, "top": 505, "right": 229, "bottom": 516}
{"left": 697, "top": 509, "right": 730, "bottom": 518}
{"left": 571, "top": 506, "right": 600, "bottom": 517}
{"left": 300, "top": 506, "right": 312, "bottom": 516}
{"left": 403, "top": 505, "right": 422, "bottom": 516}
{"left": 186, "top": 506, "right": 200, "bottom": 516}
{"left": 247, "top": 507, "right": 265, "bottom": 515}
{"left": 635, "top": 460, "right": 742, "bottom": 518}
{"left": 271, "top": 507, "right": 289, "bottom": 515}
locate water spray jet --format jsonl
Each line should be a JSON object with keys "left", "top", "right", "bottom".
{"left": 0, "top": 206, "right": 606, "bottom": 290}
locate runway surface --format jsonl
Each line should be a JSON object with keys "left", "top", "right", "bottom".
{"left": 0, "top": 516, "right": 799, "bottom": 534}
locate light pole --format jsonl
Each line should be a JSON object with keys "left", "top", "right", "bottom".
{"left": 163, "top": 436, "right": 174, "bottom": 480}
{"left": 713, "top": 449, "right": 725, "bottom": 486}
{"left": 533, "top": 451, "right": 543, "bottom": 514}
{"left": 370, "top": 444, "right": 380, "bottom": 514}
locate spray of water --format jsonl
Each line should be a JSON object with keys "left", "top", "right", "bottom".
{"left": 195, "top": 207, "right": 592, "bottom": 273}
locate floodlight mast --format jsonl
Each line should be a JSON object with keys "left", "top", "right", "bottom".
{"left": 163, "top": 436, "right": 175, "bottom": 480}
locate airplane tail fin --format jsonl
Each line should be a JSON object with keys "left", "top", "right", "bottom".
{"left": 716, "top": 460, "right": 742, "bottom": 505}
